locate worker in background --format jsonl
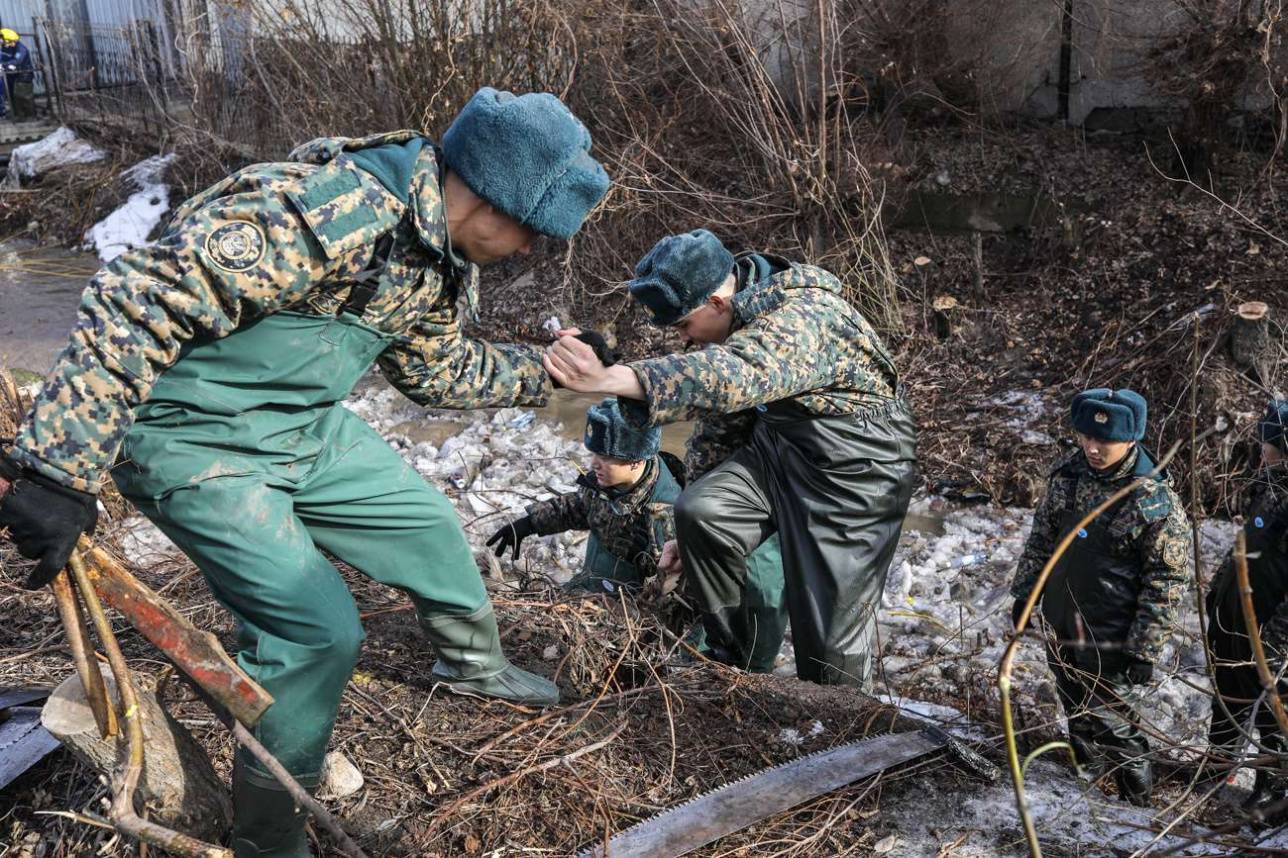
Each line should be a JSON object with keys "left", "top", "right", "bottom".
{"left": 0, "top": 29, "right": 35, "bottom": 121}
{"left": 543, "top": 229, "right": 916, "bottom": 688}
{"left": 0, "top": 87, "right": 608, "bottom": 857}
{"left": 1011, "top": 388, "right": 1191, "bottom": 806}
{"left": 1206, "top": 400, "right": 1288, "bottom": 814}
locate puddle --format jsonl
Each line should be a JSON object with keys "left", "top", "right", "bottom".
{"left": 888, "top": 190, "right": 1074, "bottom": 234}
{"left": 0, "top": 242, "right": 100, "bottom": 374}
{"left": 535, "top": 389, "right": 695, "bottom": 456}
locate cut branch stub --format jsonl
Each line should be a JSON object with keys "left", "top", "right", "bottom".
{"left": 1230, "top": 300, "right": 1272, "bottom": 383}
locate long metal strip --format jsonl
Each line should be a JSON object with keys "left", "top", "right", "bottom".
{"left": 577, "top": 729, "right": 946, "bottom": 858}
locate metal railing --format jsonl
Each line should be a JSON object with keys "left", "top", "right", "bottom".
{"left": 36, "top": 18, "right": 180, "bottom": 132}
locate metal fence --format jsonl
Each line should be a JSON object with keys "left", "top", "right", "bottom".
{"left": 37, "top": 18, "right": 180, "bottom": 132}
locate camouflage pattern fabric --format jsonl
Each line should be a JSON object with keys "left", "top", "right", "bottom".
{"left": 1012, "top": 446, "right": 1192, "bottom": 664}
{"left": 624, "top": 264, "right": 898, "bottom": 428}
{"left": 11, "top": 132, "right": 551, "bottom": 492}
{"left": 526, "top": 457, "right": 676, "bottom": 578}
{"left": 684, "top": 409, "right": 758, "bottom": 482}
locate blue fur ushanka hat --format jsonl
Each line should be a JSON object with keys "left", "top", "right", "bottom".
{"left": 1071, "top": 388, "right": 1148, "bottom": 442}
{"left": 1260, "top": 400, "right": 1288, "bottom": 453}
{"left": 584, "top": 398, "right": 661, "bottom": 462}
{"left": 441, "top": 87, "right": 609, "bottom": 240}
{"left": 628, "top": 229, "right": 736, "bottom": 326}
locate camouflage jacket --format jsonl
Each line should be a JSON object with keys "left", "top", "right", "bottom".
{"left": 526, "top": 456, "right": 678, "bottom": 577}
{"left": 1012, "top": 446, "right": 1192, "bottom": 663}
{"left": 625, "top": 262, "right": 899, "bottom": 430}
{"left": 12, "top": 131, "right": 551, "bottom": 492}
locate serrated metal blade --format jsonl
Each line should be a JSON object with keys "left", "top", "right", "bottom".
{"left": 576, "top": 728, "right": 946, "bottom": 858}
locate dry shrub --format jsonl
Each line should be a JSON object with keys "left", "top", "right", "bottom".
{"left": 1145, "top": 0, "right": 1288, "bottom": 174}
{"left": 159, "top": 0, "right": 951, "bottom": 331}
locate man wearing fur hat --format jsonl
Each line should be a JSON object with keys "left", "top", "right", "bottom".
{"left": 487, "top": 398, "right": 683, "bottom": 594}
{"left": 1205, "top": 400, "right": 1288, "bottom": 811}
{"left": 543, "top": 229, "right": 917, "bottom": 688}
{"left": 1011, "top": 388, "right": 1192, "bottom": 806}
{"left": 0, "top": 87, "right": 608, "bottom": 855}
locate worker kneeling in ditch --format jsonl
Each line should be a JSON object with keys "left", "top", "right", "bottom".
{"left": 543, "top": 229, "right": 917, "bottom": 688}
{"left": 0, "top": 86, "right": 608, "bottom": 856}
{"left": 1010, "top": 388, "right": 1191, "bottom": 806}
{"left": 487, "top": 393, "right": 788, "bottom": 673}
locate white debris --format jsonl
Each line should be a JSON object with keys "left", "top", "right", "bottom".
{"left": 343, "top": 384, "right": 590, "bottom": 582}
{"left": 115, "top": 514, "right": 180, "bottom": 563}
{"left": 319, "top": 750, "right": 364, "bottom": 799}
{"left": 85, "top": 154, "right": 175, "bottom": 262}
{"left": 4, "top": 127, "right": 105, "bottom": 186}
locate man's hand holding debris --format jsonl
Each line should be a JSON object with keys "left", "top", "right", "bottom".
{"left": 544, "top": 329, "right": 644, "bottom": 399}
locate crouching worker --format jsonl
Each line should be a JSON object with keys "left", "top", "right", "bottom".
{"left": 543, "top": 229, "right": 917, "bottom": 688}
{"left": 1011, "top": 388, "right": 1191, "bottom": 806}
{"left": 0, "top": 86, "right": 609, "bottom": 856}
{"left": 1206, "top": 400, "right": 1288, "bottom": 811}
{"left": 488, "top": 398, "right": 680, "bottom": 594}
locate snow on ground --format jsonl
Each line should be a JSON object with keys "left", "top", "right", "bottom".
{"left": 113, "top": 381, "right": 1268, "bottom": 854}
{"left": 3, "top": 127, "right": 105, "bottom": 186}
{"left": 85, "top": 154, "right": 176, "bottom": 262}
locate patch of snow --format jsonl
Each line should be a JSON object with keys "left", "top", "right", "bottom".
{"left": 115, "top": 515, "right": 179, "bottom": 563}
{"left": 4, "top": 127, "right": 105, "bottom": 186}
{"left": 85, "top": 154, "right": 175, "bottom": 262}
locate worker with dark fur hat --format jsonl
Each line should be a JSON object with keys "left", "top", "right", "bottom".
{"left": 542, "top": 229, "right": 916, "bottom": 688}
{"left": 488, "top": 398, "right": 682, "bottom": 594}
{"left": 1205, "top": 400, "right": 1288, "bottom": 813}
{"left": 1011, "top": 387, "right": 1191, "bottom": 806}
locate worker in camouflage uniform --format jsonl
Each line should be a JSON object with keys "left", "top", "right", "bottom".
{"left": 1011, "top": 388, "right": 1191, "bottom": 806}
{"left": 1206, "top": 400, "right": 1288, "bottom": 812}
{"left": 0, "top": 87, "right": 608, "bottom": 856}
{"left": 543, "top": 229, "right": 917, "bottom": 687}
{"left": 487, "top": 398, "right": 681, "bottom": 594}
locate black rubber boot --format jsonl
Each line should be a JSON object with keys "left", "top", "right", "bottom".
{"left": 1115, "top": 757, "right": 1154, "bottom": 807}
{"left": 1069, "top": 734, "right": 1107, "bottom": 779}
{"left": 231, "top": 761, "right": 316, "bottom": 858}
{"left": 424, "top": 604, "right": 559, "bottom": 706}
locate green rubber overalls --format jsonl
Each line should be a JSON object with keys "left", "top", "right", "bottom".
{"left": 112, "top": 303, "right": 492, "bottom": 782}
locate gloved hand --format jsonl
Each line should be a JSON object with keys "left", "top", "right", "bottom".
{"left": 1010, "top": 599, "right": 1029, "bottom": 632}
{"left": 571, "top": 330, "right": 618, "bottom": 368}
{"left": 0, "top": 455, "right": 98, "bottom": 589}
{"left": 486, "top": 516, "right": 535, "bottom": 561}
{"left": 1125, "top": 657, "right": 1154, "bottom": 685}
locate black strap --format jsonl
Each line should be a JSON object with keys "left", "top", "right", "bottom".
{"left": 339, "top": 232, "right": 396, "bottom": 319}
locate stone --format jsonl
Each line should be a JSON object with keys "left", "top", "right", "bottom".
{"left": 319, "top": 750, "right": 364, "bottom": 800}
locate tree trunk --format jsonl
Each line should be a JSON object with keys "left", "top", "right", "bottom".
{"left": 932, "top": 295, "right": 961, "bottom": 340}
{"left": 1230, "top": 301, "right": 1272, "bottom": 383}
{"left": 41, "top": 668, "right": 231, "bottom": 842}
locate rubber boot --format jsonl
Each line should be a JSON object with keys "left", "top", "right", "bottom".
{"left": 231, "top": 761, "right": 315, "bottom": 858}
{"left": 424, "top": 604, "right": 559, "bottom": 706}
{"left": 1069, "top": 733, "right": 1107, "bottom": 780}
{"left": 1115, "top": 756, "right": 1154, "bottom": 807}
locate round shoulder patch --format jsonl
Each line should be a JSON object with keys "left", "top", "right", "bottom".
{"left": 204, "top": 221, "right": 266, "bottom": 272}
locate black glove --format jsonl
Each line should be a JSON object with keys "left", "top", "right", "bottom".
{"left": 1010, "top": 599, "right": 1029, "bottom": 632}
{"left": 572, "top": 330, "right": 618, "bottom": 367}
{"left": 486, "top": 516, "right": 536, "bottom": 561}
{"left": 1125, "top": 657, "right": 1154, "bottom": 685}
{"left": 0, "top": 455, "right": 98, "bottom": 589}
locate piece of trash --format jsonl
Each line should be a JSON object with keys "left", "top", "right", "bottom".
{"left": 542, "top": 645, "right": 560, "bottom": 661}
{"left": 542, "top": 316, "right": 562, "bottom": 337}
{"left": 509, "top": 411, "right": 535, "bottom": 430}
{"left": 945, "top": 552, "right": 986, "bottom": 570}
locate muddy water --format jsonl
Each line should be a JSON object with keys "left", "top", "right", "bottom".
{"left": 0, "top": 242, "right": 697, "bottom": 451}
{"left": 537, "top": 389, "right": 695, "bottom": 456}
{"left": 0, "top": 243, "right": 100, "bottom": 378}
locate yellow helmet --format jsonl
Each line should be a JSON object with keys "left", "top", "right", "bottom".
{"left": 0, "top": 29, "right": 18, "bottom": 43}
